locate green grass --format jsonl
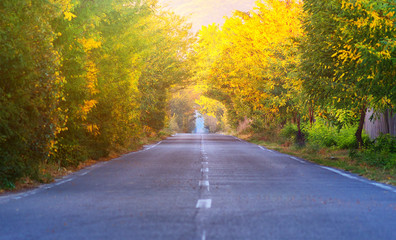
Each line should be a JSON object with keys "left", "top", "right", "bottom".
{"left": 242, "top": 134, "right": 396, "bottom": 186}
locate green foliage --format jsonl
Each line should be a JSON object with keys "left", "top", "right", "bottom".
{"left": 358, "top": 151, "right": 396, "bottom": 169}
{"left": 280, "top": 124, "right": 299, "bottom": 142}
{"left": 169, "top": 89, "right": 197, "bottom": 133}
{"left": 301, "top": 0, "right": 396, "bottom": 146}
{"left": 333, "top": 126, "right": 359, "bottom": 149}
{"left": 369, "top": 134, "right": 396, "bottom": 153}
{"left": 2, "top": 0, "right": 395, "bottom": 189}
{"left": 0, "top": 0, "right": 65, "bottom": 188}
{"left": 0, "top": 0, "right": 194, "bottom": 189}
{"left": 305, "top": 120, "right": 337, "bottom": 147}
{"left": 304, "top": 120, "right": 359, "bottom": 149}
{"left": 350, "top": 134, "right": 396, "bottom": 169}
{"left": 52, "top": 138, "right": 88, "bottom": 168}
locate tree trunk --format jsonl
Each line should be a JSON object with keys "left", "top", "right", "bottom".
{"left": 296, "top": 114, "right": 305, "bottom": 146}
{"left": 355, "top": 106, "right": 367, "bottom": 148}
{"left": 384, "top": 109, "right": 390, "bottom": 134}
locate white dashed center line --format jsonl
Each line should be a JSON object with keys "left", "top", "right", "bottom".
{"left": 196, "top": 199, "right": 212, "bottom": 208}
{"left": 198, "top": 135, "right": 211, "bottom": 238}
{"left": 202, "top": 230, "right": 206, "bottom": 240}
{"left": 199, "top": 180, "right": 210, "bottom": 187}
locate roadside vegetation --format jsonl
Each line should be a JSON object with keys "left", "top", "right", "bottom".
{"left": 1, "top": 0, "right": 396, "bottom": 191}
{"left": 193, "top": 0, "right": 396, "bottom": 185}
{"left": 0, "top": 0, "right": 194, "bottom": 190}
{"left": 241, "top": 124, "right": 396, "bottom": 186}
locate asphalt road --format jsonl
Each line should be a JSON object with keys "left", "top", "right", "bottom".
{"left": 1, "top": 134, "right": 395, "bottom": 239}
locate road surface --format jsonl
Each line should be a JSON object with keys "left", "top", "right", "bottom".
{"left": 1, "top": 134, "right": 395, "bottom": 239}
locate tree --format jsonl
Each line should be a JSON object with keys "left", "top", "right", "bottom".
{"left": 0, "top": 0, "right": 195, "bottom": 188}
{"left": 195, "top": 0, "right": 304, "bottom": 133}
{"left": 301, "top": 0, "right": 396, "bottom": 146}
{"left": 0, "top": 0, "right": 65, "bottom": 186}
{"left": 137, "top": 10, "right": 194, "bottom": 132}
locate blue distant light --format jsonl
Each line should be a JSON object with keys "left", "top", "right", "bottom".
{"left": 193, "top": 110, "right": 208, "bottom": 134}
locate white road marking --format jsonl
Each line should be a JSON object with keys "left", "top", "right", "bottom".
{"left": 202, "top": 230, "right": 206, "bottom": 240}
{"left": 320, "top": 166, "right": 359, "bottom": 180}
{"left": 139, "top": 141, "right": 162, "bottom": 153}
{"left": 2, "top": 140, "right": 166, "bottom": 203}
{"left": 54, "top": 178, "right": 73, "bottom": 186}
{"left": 201, "top": 168, "right": 209, "bottom": 173}
{"left": 202, "top": 162, "right": 208, "bottom": 165}
{"left": 199, "top": 180, "right": 210, "bottom": 191}
{"left": 370, "top": 183, "right": 396, "bottom": 193}
{"left": 290, "top": 156, "right": 306, "bottom": 164}
{"left": 79, "top": 171, "right": 90, "bottom": 176}
{"left": 196, "top": 199, "right": 212, "bottom": 208}
{"left": 199, "top": 180, "right": 209, "bottom": 187}
{"left": 320, "top": 166, "right": 396, "bottom": 193}
{"left": 258, "top": 146, "right": 275, "bottom": 153}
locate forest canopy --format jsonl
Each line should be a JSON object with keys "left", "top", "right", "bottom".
{"left": 194, "top": 0, "right": 396, "bottom": 145}
{"left": 0, "top": 0, "right": 194, "bottom": 189}
{"left": 1, "top": 0, "right": 396, "bottom": 189}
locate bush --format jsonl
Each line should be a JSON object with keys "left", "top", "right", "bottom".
{"left": 304, "top": 120, "right": 362, "bottom": 150}
{"left": 333, "top": 125, "right": 358, "bottom": 149}
{"left": 280, "top": 123, "right": 298, "bottom": 141}
{"left": 305, "top": 120, "right": 337, "bottom": 147}
{"left": 350, "top": 134, "right": 396, "bottom": 169}
{"left": 370, "top": 134, "right": 396, "bottom": 153}
{"left": 52, "top": 140, "right": 88, "bottom": 168}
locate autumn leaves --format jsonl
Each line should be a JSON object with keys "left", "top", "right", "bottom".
{"left": 1, "top": 0, "right": 395, "bottom": 189}
{"left": 0, "top": 0, "right": 193, "bottom": 188}
{"left": 194, "top": 0, "right": 396, "bottom": 147}
{"left": 195, "top": 0, "right": 304, "bottom": 131}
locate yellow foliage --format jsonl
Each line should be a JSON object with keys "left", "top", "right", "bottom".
{"left": 64, "top": 11, "right": 77, "bottom": 21}
{"left": 86, "top": 61, "right": 99, "bottom": 95}
{"left": 50, "top": 0, "right": 76, "bottom": 21}
{"left": 81, "top": 100, "right": 98, "bottom": 117}
{"left": 195, "top": 0, "right": 315, "bottom": 128}
{"left": 78, "top": 37, "right": 102, "bottom": 52}
{"left": 86, "top": 124, "right": 100, "bottom": 136}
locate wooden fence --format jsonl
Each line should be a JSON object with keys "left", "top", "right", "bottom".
{"left": 364, "top": 109, "right": 396, "bottom": 139}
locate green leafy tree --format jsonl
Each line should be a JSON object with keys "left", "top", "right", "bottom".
{"left": 0, "top": 0, "right": 65, "bottom": 187}
{"left": 301, "top": 0, "right": 396, "bottom": 146}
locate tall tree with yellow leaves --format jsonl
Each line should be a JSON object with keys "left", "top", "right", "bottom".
{"left": 196, "top": 0, "right": 304, "bottom": 133}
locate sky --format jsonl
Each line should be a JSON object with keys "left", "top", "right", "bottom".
{"left": 158, "top": 0, "right": 257, "bottom": 32}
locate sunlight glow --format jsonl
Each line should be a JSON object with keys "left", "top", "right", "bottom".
{"left": 158, "top": 0, "right": 257, "bottom": 32}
